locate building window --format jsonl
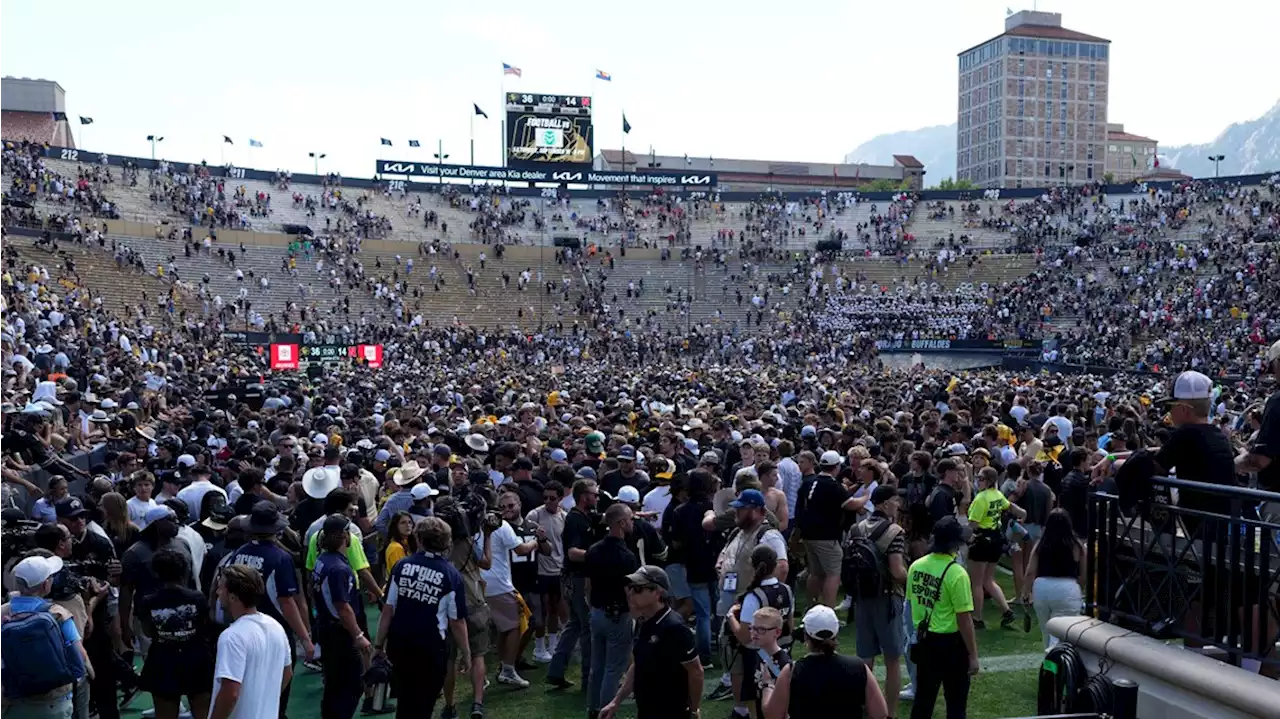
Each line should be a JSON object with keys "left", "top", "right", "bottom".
{"left": 1018, "top": 59, "right": 1024, "bottom": 75}
{"left": 1108, "top": 144, "right": 1118, "bottom": 153}
{"left": 1060, "top": 105, "right": 1067, "bottom": 121}
{"left": 1046, "top": 66, "right": 1053, "bottom": 79}
{"left": 1123, "top": 145, "right": 1132, "bottom": 153}
{"left": 1087, "top": 145, "right": 1094, "bottom": 161}
{"left": 1089, "top": 105, "right": 1096, "bottom": 122}
{"left": 1087, "top": 166, "right": 1093, "bottom": 180}
{"left": 1088, "top": 85, "right": 1095, "bottom": 101}
{"left": 1061, "top": 83, "right": 1068, "bottom": 99}
{"left": 1090, "top": 65, "right": 1097, "bottom": 82}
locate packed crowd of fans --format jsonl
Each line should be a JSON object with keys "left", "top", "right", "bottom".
{"left": 4, "top": 175, "right": 1280, "bottom": 719}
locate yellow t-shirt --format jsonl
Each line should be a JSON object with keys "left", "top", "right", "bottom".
{"left": 967, "top": 488, "right": 1011, "bottom": 531}
{"left": 384, "top": 540, "right": 409, "bottom": 572}
{"left": 907, "top": 553, "right": 973, "bottom": 634}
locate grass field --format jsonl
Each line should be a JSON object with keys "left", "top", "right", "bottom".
{"left": 121, "top": 574, "right": 1047, "bottom": 719}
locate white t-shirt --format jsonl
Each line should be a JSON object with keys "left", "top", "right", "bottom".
{"left": 212, "top": 612, "right": 291, "bottom": 719}
{"left": 127, "top": 496, "right": 158, "bottom": 528}
{"left": 477, "top": 522, "right": 520, "bottom": 597}
{"left": 641, "top": 485, "right": 672, "bottom": 529}
{"left": 176, "top": 480, "right": 227, "bottom": 523}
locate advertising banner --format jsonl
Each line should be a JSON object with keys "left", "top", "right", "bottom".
{"left": 375, "top": 160, "right": 716, "bottom": 187}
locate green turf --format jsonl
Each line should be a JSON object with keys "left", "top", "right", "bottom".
{"left": 121, "top": 574, "right": 1045, "bottom": 719}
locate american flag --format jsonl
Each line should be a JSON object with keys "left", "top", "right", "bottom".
{"left": 503, "top": 63, "right": 522, "bottom": 77}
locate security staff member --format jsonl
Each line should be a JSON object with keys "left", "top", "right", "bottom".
{"left": 599, "top": 565, "right": 703, "bottom": 719}
{"left": 374, "top": 517, "right": 471, "bottom": 719}
{"left": 906, "top": 515, "right": 978, "bottom": 719}
{"left": 966, "top": 466, "right": 1025, "bottom": 629}
{"left": 312, "top": 514, "right": 369, "bottom": 719}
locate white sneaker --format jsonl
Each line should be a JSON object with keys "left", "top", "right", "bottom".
{"left": 835, "top": 595, "right": 852, "bottom": 612}
{"left": 533, "top": 649, "right": 553, "bottom": 664}
{"left": 497, "top": 669, "right": 531, "bottom": 689}
{"left": 899, "top": 686, "right": 915, "bottom": 701}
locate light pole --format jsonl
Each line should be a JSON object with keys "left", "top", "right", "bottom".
{"left": 309, "top": 152, "right": 326, "bottom": 176}
{"left": 434, "top": 140, "right": 449, "bottom": 187}
{"left": 146, "top": 134, "right": 164, "bottom": 160}
{"left": 1207, "top": 154, "right": 1225, "bottom": 178}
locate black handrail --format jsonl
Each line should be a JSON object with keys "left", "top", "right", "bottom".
{"left": 1085, "top": 476, "right": 1280, "bottom": 671}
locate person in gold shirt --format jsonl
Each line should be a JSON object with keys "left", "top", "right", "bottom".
{"left": 382, "top": 511, "right": 417, "bottom": 572}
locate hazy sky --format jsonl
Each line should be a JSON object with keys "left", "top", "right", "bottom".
{"left": 3, "top": 0, "right": 1276, "bottom": 178}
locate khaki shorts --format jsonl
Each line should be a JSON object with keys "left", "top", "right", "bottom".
{"left": 446, "top": 604, "right": 491, "bottom": 658}
{"left": 487, "top": 591, "right": 521, "bottom": 633}
{"left": 805, "top": 539, "right": 843, "bottom": 578}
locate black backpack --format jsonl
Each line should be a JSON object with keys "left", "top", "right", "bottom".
{"left": 841, "top": 518, "right": 897, "bottom": 599}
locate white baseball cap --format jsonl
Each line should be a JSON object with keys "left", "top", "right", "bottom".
{"left": 801, "top": 604, "right": 840, "bottom": 640}
{"left": 1159, "top": 370, "right": 1212, "bottom": 404}
{"left": 616, "top": 485, "right": 641, "bottom": 504}
{"left": 819, "top": 450, "right": 843, "bottom": 467}
{"left": 177, "top": 454, "right": 197, "bottom": 468}
{"left": 410, "top": 483, "right": 439, "bottom": 500}
{"left": 13, "top": 555, "right": 64, "bottom": 588}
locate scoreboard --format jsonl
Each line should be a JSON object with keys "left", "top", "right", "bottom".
{"left": 506, "top": 92, "right": 593, "bottom": 170}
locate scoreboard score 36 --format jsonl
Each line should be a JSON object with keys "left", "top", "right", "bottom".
{"left": 505, "top": 93, "right": 593, "bottom": 170}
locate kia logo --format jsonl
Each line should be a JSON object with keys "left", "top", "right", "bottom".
{"left": 380, "top": 163, "right": 415, "bottom": 174}
{"left": 552, "top": 172, "right": 583, "bottom": 181}
{"left": 681, "top": 175, "right": 712, "bottom": 185}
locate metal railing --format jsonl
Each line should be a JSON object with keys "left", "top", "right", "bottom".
{"left": 1085, "top": 477, "right": 1280, "bottom": 671}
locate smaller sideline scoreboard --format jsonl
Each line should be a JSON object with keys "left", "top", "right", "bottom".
{"left": 506, "top": 93, "right": 593, "bottom": 170}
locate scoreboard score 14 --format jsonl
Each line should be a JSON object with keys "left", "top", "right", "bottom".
{"left": 505, "top": 92, "right": 593, "bottom": 170}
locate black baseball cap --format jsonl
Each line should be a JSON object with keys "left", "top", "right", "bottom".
{"left": 624, "top": 565, "right": 671, "bottom": 592}
{"left": 54, "top": 497, "right": 89, "bottom": 519}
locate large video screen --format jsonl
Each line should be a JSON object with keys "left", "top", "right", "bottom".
{"left": 505, "top": 92, "right": 593, "bottom": 170}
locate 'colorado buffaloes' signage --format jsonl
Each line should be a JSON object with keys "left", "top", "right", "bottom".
{"left": 375, "top": 160, "right": 716, "bottom": 187}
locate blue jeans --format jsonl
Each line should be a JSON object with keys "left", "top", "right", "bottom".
{"left": 901, "top": 595, "right": 918, "bottom": 690}
{"left": 588, "top": 609, "right": 634, "bottom": 711}
{"left": 690, "top": 583, "right": 713, "bottom": 662}
{"left": 548, "top": 574, "right": 591, "bottom": 683}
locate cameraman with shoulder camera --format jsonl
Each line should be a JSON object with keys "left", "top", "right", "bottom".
{"left": 437, "top": 467, "right": 497, "bottom": 719}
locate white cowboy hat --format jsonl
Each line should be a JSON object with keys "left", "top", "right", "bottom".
{"left": 392, "top": 461, "right": 428, "bottom": 486}
{"left": 302, "top": 466, "right": 341, "bottom": 499}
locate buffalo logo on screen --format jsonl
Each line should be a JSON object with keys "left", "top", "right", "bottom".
{"left": 681, "top": 175, "right": 712, "bottom": 185}
{"left": 552, "top": 172, "right": 583, "bottom": 181}
{"left": 270, "top": 343, "right": 300, "bottom": 370}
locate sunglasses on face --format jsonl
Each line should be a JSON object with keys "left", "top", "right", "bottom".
{"left": 626, "top": 584, "right": 658, "bottom": 594}
{"left": 749, "top": 625, "right": 781, "bottom": 633}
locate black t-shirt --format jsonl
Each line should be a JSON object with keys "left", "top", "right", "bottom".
{"left": 1252, "top": 391, "right": 1280, "bottom": 491}
{"left": 508, "top": 517, "right": 539, "bottom": 593}
{"left": 583, "top": 536, "right": 638, "bottom": 612}
{"left": 71, "top": 529, "right": 118, "bottom": 582}
{"left": 926, "top": 483, "right": 958, "bottom": 524}
{"left": 632, "top": 607, "right": 698, "bottom": 718}
{"left": 796, "top": 474, "right": 849, "bottom": 541}
{"left": 667, "top": 497, "right": 716, "bottom": 583}
{"left": 561, "top": 507, "right": 595, "bottom": 576}
{"left": 626, "top": 518, "right": 667, "bottom": 567}
{"left": 137, "top": 585, "right": 210, "bottom": 645}
{"left": 1154, "top": 422, "right": 1238, "bottom": 520}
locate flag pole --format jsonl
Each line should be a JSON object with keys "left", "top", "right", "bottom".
{"left": 470, "top": 110, "right": 475, "bottom": 187}
{"left": 500, "top": 76, "right": 506, "bottom": 168}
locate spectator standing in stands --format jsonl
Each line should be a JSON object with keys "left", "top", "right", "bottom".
{"left": 374, "top": 517, "right": 470, "bottom": 719}
{"left": 209, "top": 565, "right": 293, "bottom": 719}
